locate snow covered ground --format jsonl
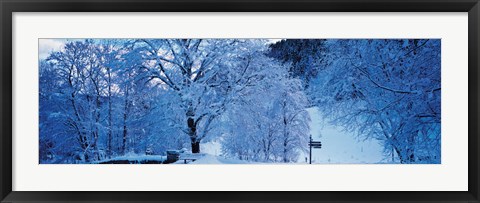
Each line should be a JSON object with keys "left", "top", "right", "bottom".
{"left": 299, "top": 107, "right": 385, "bottom": 164}
{"left": 197, "top": 107, "right": 385, "bottom": 164}
{"left": 189, "top": 154, "right": 251, "bottom": 164}
{"left": 95, "top": 154, "right": 166, "bottom": 164}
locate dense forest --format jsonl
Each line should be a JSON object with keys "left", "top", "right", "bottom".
{"left": 39, "top": 39, "right": 441, "bottom": 164}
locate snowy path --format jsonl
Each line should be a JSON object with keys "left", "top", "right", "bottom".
{"left": 300, "top": 107, "right": 384, "bottom": 164}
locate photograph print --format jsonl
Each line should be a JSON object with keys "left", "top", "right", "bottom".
{"left": 39, "top": 39, "right": 441, "bottom": 164}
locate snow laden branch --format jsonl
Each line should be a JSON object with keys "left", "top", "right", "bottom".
{"left": 130, "top": 39, "right": 297, "bottom": 154}
{"left": 305, "top": 39, "right": 441, "bottom": 163}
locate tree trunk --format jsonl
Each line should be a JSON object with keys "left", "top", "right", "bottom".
{"left": 391, "top": 146, "right": 395, "bottom": 162}
{"left": 187, "top": 116, "right": 201, "bottom": 153}
{"left": 391, "top": 144, "right": 405, "bottom": 163}
{"left": 191, "top": 141, "right": 200, "bottom": 153}
{"left": 187, "top": 108, "right": 201, "bottom": 153}
{"left": 122, "top": 87, "right": 129, "bottom": 155}
{"left": 107, "top": 68, "right": 112, "bottom": 157}
{"left": 93, "top": 94, "right": 100, "bottom": 160}
{"left": 122, "top": 110, "right": 127, "bottom": 155}
{"left": 282, "top": 101, "right": 288, "bottom": 163}
{"left": 406, "top": 132, "right": 416, "bottom": 163}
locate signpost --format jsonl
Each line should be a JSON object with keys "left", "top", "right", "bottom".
{"left": 308, "top": 134, "right": 322, "bottom": 164}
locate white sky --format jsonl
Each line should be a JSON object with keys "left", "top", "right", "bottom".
{"left": 38, "top": 39, "right": 65, "bottom": 59}
{"left": 39, "top": 38, "right": 284, "bottom": 60}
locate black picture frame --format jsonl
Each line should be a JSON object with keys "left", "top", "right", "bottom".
{"left": 1, "top": 0, "right": 479, "bottom": 202}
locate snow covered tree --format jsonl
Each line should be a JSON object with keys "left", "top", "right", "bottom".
{"left": 39, "top": 60, "right": 73, "bottom": 163}
{"left": 309, "top": 39, "right": 441, "bottom": 163}
{"left": 276, "top": 80, "right": 310, "bottom": 162}
{"left": 268, "top": 39, "right": 328, "bottom": 88}
{"left": 45, "top": 40, "right": 110, "bottom": 162}
{"left": 40, "top": 39, "right": 191, "bottom": 162}
{"left": 220, "top": 53, "right": 310, "bottom": 163}
{"left": 132, "top": 39, "right": 280, "bottom": 153}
